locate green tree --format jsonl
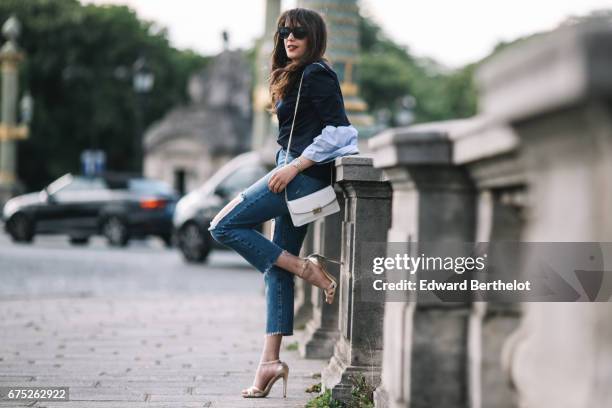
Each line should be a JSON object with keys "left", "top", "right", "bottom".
{"left": 0, "top": 0, "right": 208, "bottom": 190}
{"left": 357, "top": 13, "right": 478, "bottom": 125}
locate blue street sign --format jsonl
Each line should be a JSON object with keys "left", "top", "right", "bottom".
{"left": 80, "top": 150, "right": 106, "bottom": 176}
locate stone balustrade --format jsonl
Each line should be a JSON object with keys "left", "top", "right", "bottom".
{"left": 294, "top": 19, "right": 612, "bottom": 408}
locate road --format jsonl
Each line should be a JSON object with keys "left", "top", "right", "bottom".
{"left": 0, "top": 233, "right": 326, "bottom": 407}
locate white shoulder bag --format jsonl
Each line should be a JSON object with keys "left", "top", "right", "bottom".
{"left": 282, "top": 65, "right": 341, "bottom": 227}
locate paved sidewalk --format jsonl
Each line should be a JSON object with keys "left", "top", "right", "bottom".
{"left": 0, "top": 294, "right": 326, "bottom": 407}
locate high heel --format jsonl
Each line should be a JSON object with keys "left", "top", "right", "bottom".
{"left": 241, "top": 359, "right": 289, "bottom": 398}
{"left": 307, "top": 252, "right": 343, "bottom": 265}
{"left": 282, "top": 370, "right": 288, "bottom": 398}
{"left": 300, "top": 253, "right": 342, "bottom": 304}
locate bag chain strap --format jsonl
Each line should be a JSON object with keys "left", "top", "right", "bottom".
{"left": 283, "top": 65, "right": 333, "bottom": 204}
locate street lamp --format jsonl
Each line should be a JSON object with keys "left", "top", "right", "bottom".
{"left": 132, "top": 56, "right": 154, "bottom": 174}
{"left": 395, "top": 95, "right": 416, "bottom": 127}
{"left": 133, "top": 57, "right": 154, "bottom": 94}
{"left": 0, "top": 15, "right": 26, "bottom": 204}
{"left": 20, "top": 92, "right": 33, "bottom": 124}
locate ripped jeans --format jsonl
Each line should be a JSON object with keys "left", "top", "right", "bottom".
{"left": 207, "top": 147, "right": 331, "bottom": 336}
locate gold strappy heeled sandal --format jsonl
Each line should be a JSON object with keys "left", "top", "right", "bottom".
{"left": 241, "top": 359, "right": 289, "bottom": 398}
{"left": 300, "top": 253, "right": 342, "bottom": 304}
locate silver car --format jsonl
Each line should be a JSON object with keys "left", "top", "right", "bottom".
{"left": 173, "top": 151, "right": 269, "bottom": 263}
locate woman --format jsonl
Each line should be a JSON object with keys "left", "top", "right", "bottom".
{"left": 207, "top": 7, "right": 359, "bottom": 399}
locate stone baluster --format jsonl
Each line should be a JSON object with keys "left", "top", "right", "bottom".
{"left": 294, "top": 226, "right": 315, "bottom": 329}
{"left": 474, "top": 21, "right": 612, "bottom": 408}
{"left": 321, "top": 156, "right": 392, "bottom": 401}
{"left": 453, "top": 119, "right": 526, "bottom": 408}
{"left": 299, "top": 183, "right": 345, "bottom": 358}
{"left": 368, "top": 126, "right": 477, "bottom": 408}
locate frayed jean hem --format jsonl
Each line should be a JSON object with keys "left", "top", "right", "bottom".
{"left": 263, "top": 247, "right": 285, "bottom": 275}
{"left": 265, "top": 331, "right": 294, "bottom": 337}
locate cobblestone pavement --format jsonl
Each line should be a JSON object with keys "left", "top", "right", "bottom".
{"left": 0, "top": 234, "right": 326, "bottom": 407}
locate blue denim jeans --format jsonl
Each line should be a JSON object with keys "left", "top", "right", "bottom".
{"left": 207, "top": 147, "right": 330, "bottom": 336}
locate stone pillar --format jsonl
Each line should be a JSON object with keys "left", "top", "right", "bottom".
{"left": 474, "top": 21, "right": 612, "bottom": 408}
{"left": 470, "top": 190, "right": 523, "bottom": 408}
{"left": 453, "top": 120, "right": 526, "bottom": 408}
{"left": 322, "top": 156, "right": 391, "bottom": 401}
{"left": 299, "top": 184, "right": 345, "bottom": 358}
{"left": 294, "top": 222, "right": 315, "bottom": 329}
{"left": 368, "top": 127, "right": 477, "bottom": 408}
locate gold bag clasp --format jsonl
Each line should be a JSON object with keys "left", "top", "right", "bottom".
{"left": 312, "top": 206, "right": 322, "bottom": 214}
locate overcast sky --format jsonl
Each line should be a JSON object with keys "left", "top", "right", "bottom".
{"left": 81, "top": 0, "right": 612, "bottom": 68}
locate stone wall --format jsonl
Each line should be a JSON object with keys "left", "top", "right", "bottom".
{"left": 297, "top": 20, "right": 612, "bottom": 408}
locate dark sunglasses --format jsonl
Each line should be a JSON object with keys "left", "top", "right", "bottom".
{"left": 278, "top": 26, "right": 308, "bottom": 40}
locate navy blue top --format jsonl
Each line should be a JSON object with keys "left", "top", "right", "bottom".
{"left": 275, "top": 60, "right": 350, "bottom": 182}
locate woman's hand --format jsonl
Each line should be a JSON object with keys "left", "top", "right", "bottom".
{"left": 268, "top": 165, "right": 300, "bottom": 193}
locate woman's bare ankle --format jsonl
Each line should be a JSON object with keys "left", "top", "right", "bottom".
{"left": 274, "top": 250, "right": 305, "bottom": 276}
{"left": 260, "top": 353, "right": 279, "bottom": 363}
{"left": 274, "top": 250, "right": 330, "bottom": 289}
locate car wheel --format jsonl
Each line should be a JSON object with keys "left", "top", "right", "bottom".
{"left": 69, "top": 236, "right": 90, "bottom": 246}
{"left": 178, "top": 222, "right": 210, "bottom": 263}
{"left": 102, "top": 216, "right": 129, "bottom": 247}
{"left": 8, "top": 213, "right": 34, "bottom": 243}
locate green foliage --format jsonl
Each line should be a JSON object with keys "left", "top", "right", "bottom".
{"left": 305, "top": 382, "right": 321, "bottom": 393}
{"left": 306, "top": 389, "right": 344, "bottom": 408}
{"left": 356, "top": 7, "right": 612, "bottom": 127}
{"left": 357, "top": 13, "right": 478, "bottom": 126}
{"left": 285, "top": 341, "right": 298, "bottom": 351}
{"left": 305, "top": 374, "right": 376, "bottom": 408}
{"left": 0, "top": 0, "right": 208, "bottom": 190}
{"left": 348, "top": 373, "right": 375, "bottom": 408}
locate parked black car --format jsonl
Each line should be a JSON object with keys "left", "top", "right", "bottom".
{"left": 173, "top": 151, "right": 270, "bottom": 263}
{"left": 2, "top": 172, "right": 178, "bottom": 247}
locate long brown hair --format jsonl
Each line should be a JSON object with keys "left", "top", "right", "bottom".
{"left": 267, "top": 8, "right": 329, "bottom": 114}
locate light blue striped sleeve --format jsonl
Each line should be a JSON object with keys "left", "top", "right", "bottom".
{"left": 300, "top": 124, "right": 360, "bottom": 164}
